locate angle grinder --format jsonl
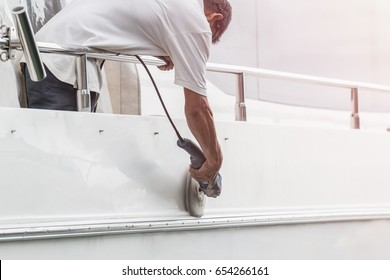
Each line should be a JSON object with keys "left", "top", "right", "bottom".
{"left": 177, "top": 138, "right": 222, "bottom": 198}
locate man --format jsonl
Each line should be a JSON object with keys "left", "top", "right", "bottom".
{"left": 24, "top": 0, "right": 232, "bottom": 196}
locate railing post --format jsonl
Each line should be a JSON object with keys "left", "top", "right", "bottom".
{"left": 236, "top": 73, "right": 247, "bottom": 121}
{"left": 11, "top": 6, "right": 46, "bottom": 81}
{"left": 76, "top": 53, "right": 91, "bottom": 112}
{"left": 351, "top": 88, "right": 360, "bottom": 129}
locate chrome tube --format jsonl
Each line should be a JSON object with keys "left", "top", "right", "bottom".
{"left": 36, "top": 41, "right": 165, "bottom": 66}
{"left": 0, "top": 38, "right": 8, "bottom": 47}
{"left": 351, "top": 88, "right": 360, "bottom": 129}
{"left": 76, "top": 54, "right": 91, "bottom": 112}
{"left": 2, "top": 207, "right": 390, "bottom": 242}
{"left": 11, "top": 5, "right": 46, "bottom": 81}
{"left": 236, "top": 73, "right": 247, "bottom": 121}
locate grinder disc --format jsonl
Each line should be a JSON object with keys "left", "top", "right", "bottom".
{"left": 185, "top": 172, "right": 206, "bottom": 218}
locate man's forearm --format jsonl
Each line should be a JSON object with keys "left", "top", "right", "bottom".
{"left": 183, "top": 88, "right": 222, "bottom": 172}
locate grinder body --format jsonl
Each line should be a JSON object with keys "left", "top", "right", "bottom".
{"left": 177, "top": 138, "right": 222, "bottom": 198}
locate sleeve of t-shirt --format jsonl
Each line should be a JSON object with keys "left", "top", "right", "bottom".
{"left": 165, "top": 32, "right": 211, "bottom": 96}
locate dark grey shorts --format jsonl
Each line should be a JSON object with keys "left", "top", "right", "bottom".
{"left": 23, "top": 64, "right": 99, "bottom": 112}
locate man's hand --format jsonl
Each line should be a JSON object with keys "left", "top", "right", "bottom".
{"left": 189, "top": 160, "right": 219, "bottom": 186}
{"left": 157, "top": 56, "right": 174, "bottom": 71}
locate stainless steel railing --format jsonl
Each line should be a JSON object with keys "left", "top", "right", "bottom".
{"left": 11, "top": 6, "right": 46, "bottom": 81}
{"left": 10, "top": 41, "right": 390, "bottom": 128}
{"left": 207, "top": 63, "right": 390, "bottom": 128}
{"left": 3, "top": 5, "right": 390, "bottom": 128}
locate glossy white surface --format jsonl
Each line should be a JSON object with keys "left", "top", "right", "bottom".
{"left": 1, "top": 106, "right": 390, "bottom": 259}
{"left": 2, "top": 107, "right": 390, "bottom": 220}
{"left": 0, "top": 108, "right": 190, "bottom": 220}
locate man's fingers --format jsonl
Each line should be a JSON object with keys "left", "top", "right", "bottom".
{"left": 189, "top": 165, "right": 218, "bottom": 184}
{"left": 158, "top": 65, "right": 168, "bottom": 71}
{"left": 157, "top": 64, "right": 173, "bottom": 71}
{"left": 189, "top": 166, "right": 202, "bottom": 181}
{"left": 157, "top": 56, "right": 174, "bottom": 71}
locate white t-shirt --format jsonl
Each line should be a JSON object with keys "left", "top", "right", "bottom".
{"left": 36, "top": 0, "right": 211, "bottom": 95}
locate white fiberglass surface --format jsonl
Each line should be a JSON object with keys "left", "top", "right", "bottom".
{"left": 1, "top": 107, "right": 390, "bottom": 223}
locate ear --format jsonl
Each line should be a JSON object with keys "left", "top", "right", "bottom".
{"left": 206, "top": 12, "right": 223, "bottom": 22}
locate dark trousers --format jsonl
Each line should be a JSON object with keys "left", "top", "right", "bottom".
{"left": 23, "top": 64, "right": 99, "bottom": 112}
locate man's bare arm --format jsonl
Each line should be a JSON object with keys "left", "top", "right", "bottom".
{"left": 184, "top": 87, "right": 223, "bottom": 182}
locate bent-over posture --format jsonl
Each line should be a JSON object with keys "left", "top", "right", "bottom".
{"left": 24, "top": 0, "right": 232, "bottom": 194}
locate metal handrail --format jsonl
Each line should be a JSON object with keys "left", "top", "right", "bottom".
{"left": 207, "top": 63, "right": 390, "bottom": 92}
{"left": 23, "top": 41, "right": 390, "bottom": 128}
{"left": 207, "top": 63, "right": 390, "bottom": 128}
{"left": 35, "top": 42, "right": 164, "bottom": 66}
{"left": 11, "top": 6, "right": 46, "bottom": 81}
{"left": 4, "top": 13, "right": 390, "bottom": 128}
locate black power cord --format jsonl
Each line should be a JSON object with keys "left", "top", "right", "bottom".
{"left": 134, "top": 55, "right": 184, "bottom": 142}
{"left": 133, "top": 55, "right": 222, "bottom": 197}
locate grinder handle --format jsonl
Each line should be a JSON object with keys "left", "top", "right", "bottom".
{"left": 177, "top": 138, "right": 206, "bottom": 169}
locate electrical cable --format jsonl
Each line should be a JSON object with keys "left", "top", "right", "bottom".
{"left": 134, "top": 55, "right": 184, "bottom": 142}
{"left": 132, "top": 54, "right": 222, "bottom": 198}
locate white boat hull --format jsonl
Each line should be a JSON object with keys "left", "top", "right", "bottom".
{"left": 1, "top": 107, "right": 390, "bottom": 259}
